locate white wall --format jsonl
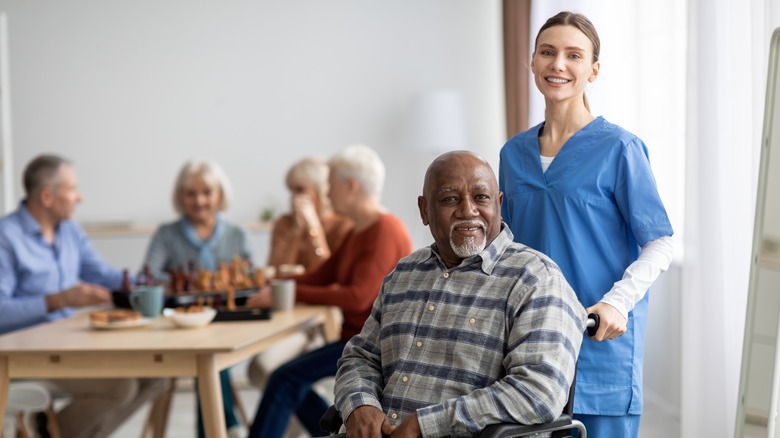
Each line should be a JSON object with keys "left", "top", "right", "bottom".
{"left": 0, "top": 0, "right": 505, "bottom": 251}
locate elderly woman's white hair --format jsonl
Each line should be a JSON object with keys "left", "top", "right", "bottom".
{"left": 285, "top": 157, "right": 332, "bottom": 213}
{"left": 327, "top": 144, "right": 385, "bottom": 199}
{"left": 172, "top": 160, "right": 233, "bottom": 214}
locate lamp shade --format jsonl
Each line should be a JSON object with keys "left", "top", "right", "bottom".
{"left": 407, "top": 90, "right": 469, "bottom": 153}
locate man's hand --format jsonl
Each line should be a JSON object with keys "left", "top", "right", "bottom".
{"left": 346, "top": 405, "right": 396, "bottom": 438}
{"left": 246, "top": 286, "right": 272, "bottom": 308}
{"left": 46, "top": 282, "right": 112, "bottom": 312}
{"left": 586, "top": 302, "right": 627, "bottom": 341}
{"left": 388, "top": 412, "right": 421, "bottom": 438}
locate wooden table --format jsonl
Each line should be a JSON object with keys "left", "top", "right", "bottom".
{"left": 0, "top": 305, "right": 340, "bottom": 438}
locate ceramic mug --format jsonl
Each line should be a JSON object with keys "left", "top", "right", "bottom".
{"left": 270, "top": 279, "right": 296, "bottom": 311}
{"left": 129, "top": 285, "right": 164, "bottom": 318}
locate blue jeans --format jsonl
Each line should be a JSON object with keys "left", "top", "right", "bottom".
{"left": 248, "top": 341, "right": 346, "bottom": 438}
{"left": 196, "top": 369, "right": 239, "bottom": 438}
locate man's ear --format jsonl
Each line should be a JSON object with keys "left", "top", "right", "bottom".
{"left": 417, "top": 196, "right": 429, "bottom": 226}
{"left": 39, "top": 187, "right": 54, "bottom": 208}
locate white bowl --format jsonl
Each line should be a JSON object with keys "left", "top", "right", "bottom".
{"left": 164, "top": 307, "right": 217, "bottom": 328}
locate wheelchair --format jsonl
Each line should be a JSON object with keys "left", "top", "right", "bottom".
{"left": 320, "top": 313, "right": 599, "bottom": 438}
{"left": 319, "top": 314, "right": 597, "bottom": 438}
{"left": 320, "top": 376, "right": 585, "bottom": 437}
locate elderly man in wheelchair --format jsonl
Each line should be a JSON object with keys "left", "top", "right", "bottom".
{"left": 326, "top": 151, "right": 588, "bottom": 437}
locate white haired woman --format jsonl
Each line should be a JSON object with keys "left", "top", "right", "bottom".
{"left": 246, "top": 145, "right": 413, "bottom": 438}
{"left": 267, "top": 157, "right": 353, "bottom": 274}
{"left": 247, "top": 157, "right": 353, "bottom": 425}
{"left": 143, "top": 159, "right": 251, "bottom": 438}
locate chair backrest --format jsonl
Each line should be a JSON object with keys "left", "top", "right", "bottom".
{"left": 4, "top": 382, "right": 52, "bottom": 438}
{"left": 6, "top": 383, "right": 51, "bottom": 414}
{"left": 320, "top": 404, "right": 342, "bottom": 435}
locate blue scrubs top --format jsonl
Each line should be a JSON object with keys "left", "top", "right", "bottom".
{"left": 498, "top": 116, "right": 673, "bottom": 415}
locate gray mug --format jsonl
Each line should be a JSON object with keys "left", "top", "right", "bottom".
{"left": 270, "top": 279, "right": 296, "bottom": 311}
{"left": 130, "top": 285, "right": 164, "bottom": 318}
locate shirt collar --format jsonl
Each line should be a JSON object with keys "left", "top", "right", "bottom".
{"left": 17, "top": 201, "right": 45, "bottom": 237}
{"left": 427, "top": 223, "right": 515, "bottom": 275}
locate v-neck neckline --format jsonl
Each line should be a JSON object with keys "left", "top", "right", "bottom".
{"left": 534, "top": 116, "right": 603, "bottom": 183}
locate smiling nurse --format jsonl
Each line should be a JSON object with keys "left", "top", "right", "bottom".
{"left": 498, "top": 11, "right": 675, "bottom": 437}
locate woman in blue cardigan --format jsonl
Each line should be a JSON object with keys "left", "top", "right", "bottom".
{"left": 144, "top": 159, "right": 252, "bottom": 438}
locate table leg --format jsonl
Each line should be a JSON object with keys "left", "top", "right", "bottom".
{"left": 0, "top": 355, "right": 8, "bottom": 433}
{"left": 323, "top": 307, "right": 341, "bottom": 342}
{"left": 196, "top": 355, "right": 227, "bottom": 438}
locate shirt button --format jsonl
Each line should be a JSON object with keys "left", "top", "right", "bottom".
{"left": 391, "top": 413, "right": 398, "bottom": 419}
{"left": 402, "top": 376, "right": 409, "bottom": 382}
{"left": 428, "top": 305, "right": 435, "bottom": 311}
{"left": 443, "top": 272, "right": 449, "bottom": 278}
{"left": 469, "top": 318, "right": 476, "bottom": 325}
{"left": 416, "top": 341, "right": 423, "bottom": 347}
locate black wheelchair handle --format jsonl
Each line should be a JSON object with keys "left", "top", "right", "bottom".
{"left": 586, "top": 313, "right": 600, "bottom": 337}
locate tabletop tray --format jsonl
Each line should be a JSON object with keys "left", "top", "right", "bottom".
{"left": 113, "top": 288, "right": 257, "bottom": 310}
{"left": 213, "top": 307, "right": 272, "bottom": 322}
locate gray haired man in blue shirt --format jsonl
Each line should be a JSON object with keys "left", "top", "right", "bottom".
{"left": 334, "top": 151, "right": 586, "bottom": 437}
{"left": 0, "top": 154, "right": 161, "bottom": 438}
{"left": 0, "top": 154, "right": 120, "bottom": 334}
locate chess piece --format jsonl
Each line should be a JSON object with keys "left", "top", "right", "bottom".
{"left": 142, "top": 264, "right": 155, "bottom": 286}
{"left": 226, "top": 287, "right": 236, "bottom": 312}
{"left": 195, "top": 268, "right": 212, "bottom": 291}
{"left": 169, "top": 268, "right": 183, "bottom": 294}
{"left": 121, "top": 269, "right": 132, "bottom": 292}
{"left": 214, "top": 263, "right": 229, "bottom": 291}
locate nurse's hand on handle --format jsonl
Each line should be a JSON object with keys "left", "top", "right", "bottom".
{"left": 586, "top": 302, "right": 627, "bottom": 341}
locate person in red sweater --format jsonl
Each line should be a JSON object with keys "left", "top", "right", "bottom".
{"left": 246, "top": 144, "right": 413, "bottom": 438}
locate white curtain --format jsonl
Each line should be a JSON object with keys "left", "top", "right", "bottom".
{"left": 683, "top": 1, "right": 780, "bottom": 436}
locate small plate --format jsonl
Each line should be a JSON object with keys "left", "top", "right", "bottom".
{"left": 90, "top": 317, "right": 153, "bottom": 330}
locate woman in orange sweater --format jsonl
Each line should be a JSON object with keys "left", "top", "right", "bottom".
{"left": 246, "top": 144, "right": 412, "bottom": 438}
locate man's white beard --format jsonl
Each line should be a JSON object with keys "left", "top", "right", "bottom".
{"left": 450, "top": 234, "right": 486, "bottom": 258}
